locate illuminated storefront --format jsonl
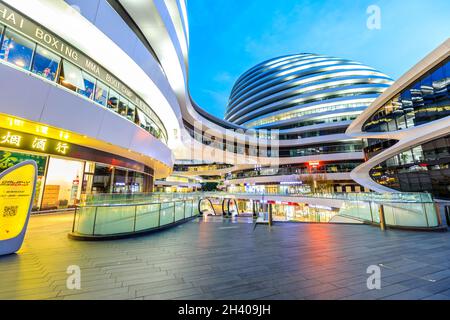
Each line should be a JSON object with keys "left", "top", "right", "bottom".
{"left": 0, "top": 2, "right": 167, "bottom": 143}
{"left": 0, "top": 125, "right": 154, "bottom": 211}
{"left": 270, "top": 202, "right": 339, "bottom": 223}
{"left": 0, "top": 3, "right": 175, "bottom": 211}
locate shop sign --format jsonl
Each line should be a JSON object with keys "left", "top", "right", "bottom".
{"left": 0, "top": 150, "right": 46, "bottom": 176}
{"left": 0, "top": 127, "right": 72, "bottom": 157}
{"left": 0, "top": 160, "right": 37, "bottom": 255}
{"left": 308, "top": 161, "right": 321, "bottom": 168}
{"left": 0, "top": 2, "right": 146, "bottom": 108}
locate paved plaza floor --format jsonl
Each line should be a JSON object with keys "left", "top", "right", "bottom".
{"left": 2, "top": 213, "right": 450, "bottom": 300}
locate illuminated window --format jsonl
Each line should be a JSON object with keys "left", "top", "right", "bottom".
{"left": 78, "top": 71, "right": 95, "bottom": 100}
{"left": 118, "top": 96, "right": 128, "bottom": 117}
{"left": 42, "top": 157, "right": 84, "bottom": 210}
{"left": 94, "top": 80, "right": 108, "bottom": 106}
{"left": 136, "top": 109, "right": 147, "bottom": 129}
{"left": 107, "top": 89, "right": 119, "bottom": 112}
{"left": 59, "top": 60, "right": 85, "bottom": 91}
{"left": 127, "top": 103, "right": 136, "bottom": 122}
{"left": 0, "top": 28, "right": 35, "bottom": 70}
{"left": 31, "top": 45, "right": 61, "bottom": 81}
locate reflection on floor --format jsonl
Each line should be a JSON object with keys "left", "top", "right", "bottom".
{"left": 1, "top": 213, "right": 450, "bottom": 300}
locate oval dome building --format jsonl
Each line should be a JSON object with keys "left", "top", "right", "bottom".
{"left": 226, "top": 53, "right": 393, "bottom": 129}
{"left": 224, "top": 53, "right": 394, "bottom": 194}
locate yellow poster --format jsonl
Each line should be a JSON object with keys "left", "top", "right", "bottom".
{"left": 0, "top": 161, "right": 37, "bottom": 242}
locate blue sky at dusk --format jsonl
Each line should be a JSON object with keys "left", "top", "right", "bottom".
{"left": 187, "top": 0, "right": 450, "bottom": 117}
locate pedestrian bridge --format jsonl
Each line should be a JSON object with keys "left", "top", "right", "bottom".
{"left": 69, "top": 192, "right": 443, "bottom": 240}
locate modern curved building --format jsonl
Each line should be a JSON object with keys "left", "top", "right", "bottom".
{"left": 0, "top": 0, "right": 182, "bottom": 211}
{"left": 0, "top": 0, "right": 288, "bottom": 211}
{"left": 2, "top": 0, "right": 445, "bottom": 207}
{"left": 347, "top": 39, "right": 450, "bottom": 200}
{"left": 224, "top": 54, "right": 393, "bottom": 193}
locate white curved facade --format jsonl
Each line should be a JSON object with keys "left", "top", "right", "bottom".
{"left": 347, "top": 39, "right": 450, "bottom": 199}
{"left": 0, "top": 0, "right": 192, "bottom": 210}
{"left": 7, "top": 0, "right": 444, "bottom": 200}
{"left": 0, "top": 0, "right": 285, "bottom": 208}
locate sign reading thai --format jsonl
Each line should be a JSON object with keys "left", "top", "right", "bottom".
{"left": 0, "top": 160, "right": 37, "bottom": 255}
{"left": 0, "top": 2, "right": 147, "bottom": 111}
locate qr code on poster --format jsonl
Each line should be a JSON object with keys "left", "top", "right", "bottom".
{"left": 3, "top": 205, "right": 18, "bottom": 217}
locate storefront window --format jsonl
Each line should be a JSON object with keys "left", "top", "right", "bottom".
{"left": 118, "top": 96, "right": 128, "bottom": 117}
{"left": 107, "top": 89, "right": 119, "bottom": 112}
{"left": 59, "top": 60, "right": 85, "bottom": 92}
{"left": 78, "top": 71, "right": 96, "bottom": 99}
{"left": 41, "top": 157, "right": 84, "bottom": 210}
{"left": 136, "top": 109, "right": 146, "bottom": 128}
{"left": 0, "top": 23, "right": 166, "bottom": 143}
{"left": 94, "top": 80, "right": 108, "bottom": 106}
{"left": 127, "top": 103, "right": 136, "bottom": 122}
{"left": 81, "top": 161, "right": 95, "bottom": 194}
{"left": 128, "top": 171, "right": 144, "bottom": 193}
{"left": 113, "top": 168, "right": 127, "bottom": 193}
{"left": 91, "top": 163, "right": 113, "bottom": 193}
{"left": 146, "top": 116, "right": 161, "bottom": 138}
{"left": 31, "top": 45, "right": 61, "bottom": 81}
{"left": 0, "top": 29, "right": 35, "bottom": 70}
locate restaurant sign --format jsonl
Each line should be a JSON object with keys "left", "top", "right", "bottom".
{"left": 0, "top": 127, "right": 72, "bottom": 158}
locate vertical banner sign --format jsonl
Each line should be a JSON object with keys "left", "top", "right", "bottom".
{"left": 0, "top": 161, "right": 37, "bottom": 256}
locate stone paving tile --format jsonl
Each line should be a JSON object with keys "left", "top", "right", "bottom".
{"left": 2, "top": 213, "right": 450, "bottom": 300}
{"left": 342, "top": 284, "right": 411, "bottom": 300}
{"left": 136, "top": 282, "right": 195, "bottom": 298}
{"left": 223, "top": 289, "right": 281, "bottom": 300}
{"left": 303, "top": 287, "right": 356, "bottom": 300}
{"left": 143, "top": 287, "right": 204, "bottom": 300}
{"left": 422, "top": 294, "right": 450, "bottom": 300}
{"left": 383, "top": 289, "right": 434, "bottom": 300}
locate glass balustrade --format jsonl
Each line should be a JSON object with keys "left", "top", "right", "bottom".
{"left": 72, "top": 195, "right": 200, "bottom": 237}
{"left": 71, "top": 191, "right": 440, "bottom": 239}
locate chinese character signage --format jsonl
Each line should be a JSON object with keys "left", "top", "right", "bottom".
{"left": 0, "top": 160, "right": 37, "bottom": 255}
{"left": 0, "top": 128, "right": 72, "bottom": 157}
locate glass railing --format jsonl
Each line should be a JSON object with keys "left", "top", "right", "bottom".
{"left": 200, "top": 191, "right": 440, "bottom": 229}
{"left": 72, "top": 191, "right": 440, "bottom": 238}
{"left": 82, "top": 191, "right": 434, "bottom": 206}
{"left": 71, "top": 195, "right": 200, "bottom": 237}
{"left": 335, "top": 199, "right": 439, "bottom": 228}
{"left": 80, "top": 192, "right": 191, "bottom": 205}
{"left": 201, "top": 191, "right": 434, "bottom": 203}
